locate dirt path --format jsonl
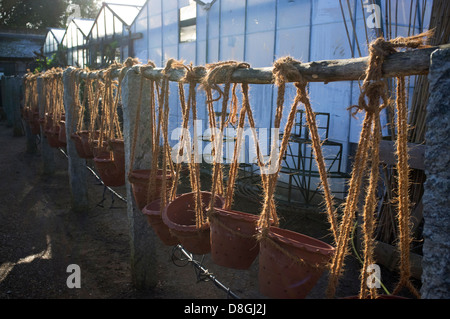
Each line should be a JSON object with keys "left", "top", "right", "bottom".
{"left": 0, "top": 120, "right": 420, "bottom": 300}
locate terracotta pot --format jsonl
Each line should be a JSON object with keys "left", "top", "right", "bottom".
{"left": 92, "top": 140, "right": 109, "bottom": 158}
{"left": 78, "top": 130, "right": 98, "bottom": 159}
{"left": 210, "top": 208, "right": 261, "bottom": 269}
{"left": 71, "top": 132, "right": 91, "bottom": 159}
{"left": 58, "top": 120, "right": 66, "bottom": 144}
{"left": 40, "top": 113, "right": 53, "bottom": 133}
{"left": 93, "top": 153, "right": 125, "bottom": 187}
{"left": 108, "top": 139, "right": 125, "bottom": 175}
{"left": 128, "top": 169, "right": 173, "bottom": 210}
{"left": 45, "top": 125, "right": 65, "bottom": 148}
{"left": 258, "top": 226, "right": 335, "bottom": 299}
{"left": 142, "top": 199, "right": 180, "bottom": 246}
{"left": 162, "top": 191, "right": 225, "bottom": 255}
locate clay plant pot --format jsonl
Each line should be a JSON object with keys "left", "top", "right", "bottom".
{"left": 258, "top": 226, "right": 335, "bottom": 299}
{"left": 162, "top": 191, "right": 225, "bottom": 255}
{"left": 45, "top": 125, "right": 65, "bottom": 148}
{"left": 142, "top": 198, "right": 180, "bottom": 246}
{"left": 40, "top": 113, "right": 53, "bottom": 133}
{"left": 93, "top": 153, "right": 125, "bottom": 187}
{"left": 210, "top": 208, "right": 262, "bottom": 270}
{"left": 58, "top": 120, "right": 67, "bottom": 144}
{"left": 70, "top": 132, "right": 91, "bottom": 159}
{"left": 78, "top": 130, "right": 99, "bottom": 159}
{"left": 128, "top": 169, "right": 173, "bottom": 210}
{"left": 108, "top": 139, "right": 125, "bottom": 175}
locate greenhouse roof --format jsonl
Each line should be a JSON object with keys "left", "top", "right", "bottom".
{"left": 48, "top": 28, "right": 66, "bottom": 43}
{"left": 105, "top": 3, "right": 142, "bottom": 26}
{"left": 71, "top": 18, "right": 95, "bottom": 37}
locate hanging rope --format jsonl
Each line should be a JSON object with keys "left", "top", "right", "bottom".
{"left": 392, "top": 75, "right": 420, "bottom": 298}
{"left": 158, "top": 59, "right": 181, "bottom": 212}
{"left": 326, "top": 31, "right": 432, "bottom": 299}
{"left": 256, "top": 57, "right": 308, "bottom": 236}
{"left": 201, "top": 61, "right": 250, "bottom": 214}
{"left": 98, "top": 62, "right": 123, "bottom": 152}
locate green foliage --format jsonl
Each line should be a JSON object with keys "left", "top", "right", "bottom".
{"left": 34, "top": 45, "right": 68, "bottom": 73}
{"left": 0, "top": 0, "right": 100, "bottom": 31}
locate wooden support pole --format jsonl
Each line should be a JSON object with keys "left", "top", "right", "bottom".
{"left": 421, "top": 47, "right": 450, "bottom": 299}
{"left": 63, "top": 67, "right": 89, "bottom": 212}
{"left": 36, "top": 76, "right": 55, "bottom": 175}
{"left": 1, "top": 77, "right": 13, "bottom": 127}
{"left": 10, "top": 77, "right": 25, "bottom": 137}
{"left": 121, "top": 65, "right": 164, "bottom": 290}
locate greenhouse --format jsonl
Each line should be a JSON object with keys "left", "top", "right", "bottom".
{"left": 61, "top": 18, "right": 95, "bottom": 68}
{"left": 42, "top": 28, "right": 66, "bottom": 59}
{"left": 86, "top": 2, "right": 142, "bottom": 69}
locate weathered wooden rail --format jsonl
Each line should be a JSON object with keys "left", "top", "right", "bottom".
{"left": 79, "top": 43, "right": 450, "bottom": 84}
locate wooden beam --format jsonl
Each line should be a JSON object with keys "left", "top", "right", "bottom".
{"left": 77, "top": 44, "right": 449, "bottom": 84}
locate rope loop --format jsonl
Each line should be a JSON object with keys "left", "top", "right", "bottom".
{"left": 272, "top": 56, "right": 303, "bottom": 86}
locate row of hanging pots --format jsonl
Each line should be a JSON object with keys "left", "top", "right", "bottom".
{"left": 39, "top": 113, "right": 67, "bottom": 148}
{"left": 162, "top": 191, "right": 224, "bottom": 255}
{"left": 130, "top": 169, "right": 180, "bottom": 246}
{"left": 70, "top": 130, "right": 126, "bottom": 187}
{"left": 70, "top": 130, "right": 98, "bottom": 159}
{"left": 209, "top": 208, "right": 334, "bottom": 298}
{"left": 92, "top": 139, "right": 125, "bottom": 187}
{"left": 130, "top": 173, "right": 334, "bottom": 298}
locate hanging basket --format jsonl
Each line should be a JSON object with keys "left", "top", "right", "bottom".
{"left": 46, "top": 125, "right": 66, "bottom": 148}
{"left": 70, "top": 132, "right": 91, "bottom": 159}
{"left": 40, "top": 113, "right": 53, "bottom": 133}
{"left": 210, "top": 208, "right": 263, "bottom": 269}
{"left": 162, "top": 191, "right": 225, "bottom": 255}
{"left": 128, "top": 169, "right": 173, "bottom": 210}
{"left": 93, "top": 153, "right": 125, "bottom": 187}
{"left": 258, "top": 226, "right": 335, "bottom": 299}
{"left": 58, "top": 120, "right": 67, "bottom": 144}
{"left": 142, "top": 198, "right": 180, "bottom": 246}
{"left": 79, "top": 130, "right": 99, "bottom": 159}
{"left": 108, "top": 139, "right": 125, "bottom": 175}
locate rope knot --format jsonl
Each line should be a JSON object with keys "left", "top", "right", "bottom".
{"left": 273, "top": 56, "right": 303, "bottom": 86}
{"left": 182, "top": 63, "right": 203, "bottom": 83}
{"left": 201, "top": 61, "right": 250, "bottom": 102}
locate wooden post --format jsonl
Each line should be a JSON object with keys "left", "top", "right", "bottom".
{"left": 63, "top": 67, "right": 89, "bottom": 212}
{"left": 10, "top": 77, "right": 25, "bottom": 137}
{"left": 36, "top": 76, "right": 55, "bottom": 175}
{"left": 1, "top": 77, "right": 13, "bottom": 128}
{"left": 121, "top": 65, "right": 162, "bottom": 290}
{"left": 421, "top": 47, "right": 450, "bottom": 299}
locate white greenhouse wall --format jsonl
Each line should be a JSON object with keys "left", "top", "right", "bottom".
{"left": 127, "top": 0, "right": 432, "bottom": 198}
